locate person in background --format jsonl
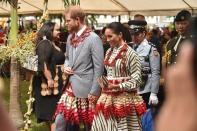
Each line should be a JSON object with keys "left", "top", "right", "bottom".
{"left": 56, "top": 30, "right": 69, "bottom": 53}
{"left": 156, "top": 16, "right": 197, "bottom": 131}
{"left": 160, "top": 10, "right": 192, "bottom": 107}
{"left": 33, "top": 22, "right": 65, "bottom": 130}
{"left": 150, "top": 28, "right": 162, "bottom": 57}
{"left": 128, "top": 19, "right": 160, "bottom": 108}
{"left": 54, "top": 6, "right": 104, "bottom": 131}
{"left": 91, "top": 22, "right": 146, "bottom": 131}
{"left": 165, "top": 10, "right": 191, "bottom": 67}
{"left": 134, "top": 14, "right": 162, "bottom": 55}
{"left": 134, "top": 14, "right": 146, "bottom": 21}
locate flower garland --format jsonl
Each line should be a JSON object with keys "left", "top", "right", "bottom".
{"left": 23, "top": 76, "right": 35, "bottom": 130}
{"left": 70, "top": 27, "right": 92, "bottom": 47}
{"left": 0, "top": 6, "right": 48, "bottom": 66}
{"left": 104, "top": 43, "right": 128, "bottom": 67}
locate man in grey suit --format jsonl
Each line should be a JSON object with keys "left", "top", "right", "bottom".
{"left": 128, "top": 19, "right": 160, "bottom": 108}
{"left": 54, "top": 6, "right": 104, "bottom": 131}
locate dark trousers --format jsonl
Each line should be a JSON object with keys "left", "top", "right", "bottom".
{"left": 55, "top": 113, "right": 91, "bottom": 131}
{"left": 140, "top": 92, "right": 151, "bottom": 109}
{"left": 140, "top": 87, "right": 165, "bottom": 119}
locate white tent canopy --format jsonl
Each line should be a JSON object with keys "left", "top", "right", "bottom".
{"left": 0, "top": 0, "right": 197, "bottom": 16}
{"left": 116, "top": 0, "right": 197, "bottom": 16}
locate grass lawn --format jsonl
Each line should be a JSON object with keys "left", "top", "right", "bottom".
{"left": 2, "top": 78, "right": 49, "bottom": 131}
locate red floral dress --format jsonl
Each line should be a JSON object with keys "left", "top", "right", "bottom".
{"left": 92, "top": 44, "right": 146, "bottom": 131}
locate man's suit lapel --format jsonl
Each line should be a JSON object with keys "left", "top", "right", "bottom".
{"left": 69, "top": 45, "right": 74, "bottom": 67}
{"left": 72, "top": 41, "right": 86, "bottom": 67}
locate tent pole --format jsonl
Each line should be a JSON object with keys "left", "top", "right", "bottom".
{"left": 118, "top": 15, "right": 121, "bottom": 22}
{"left": 60, "top": 15, "right": 62, "bottom": 29}
{"left": 182, "top": 0, "right": 194, "bottom": 15}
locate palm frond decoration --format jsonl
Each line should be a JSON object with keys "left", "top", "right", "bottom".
{"left": 0, "top": 0, "right": 17, "bottom": 8}
{"left": 62, "top": 0, "right": 80, "bottom": 7}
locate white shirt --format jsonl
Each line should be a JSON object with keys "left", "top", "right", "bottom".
{"left": 73, "top": 25, "right": 87, "bottom": 60}
{"left": 64, "top": 25, "right": 87, "bottom": 68}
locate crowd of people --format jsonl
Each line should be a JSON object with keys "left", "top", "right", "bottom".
{"left": 0, "top": 5, "right": 197, "bottom": 131}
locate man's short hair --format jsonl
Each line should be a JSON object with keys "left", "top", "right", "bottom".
{"left": 64, "top": 6, "right": 86, "bottom": 22}
{"left": 134, "top": 14, "right": 145, "bottom": 21}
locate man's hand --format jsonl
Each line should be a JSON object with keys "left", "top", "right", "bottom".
{"left": 64, "top": 67, "right": 74, "bottom": 75}
{"left": 88, "top": 94, "right": 99, "bottom": 104}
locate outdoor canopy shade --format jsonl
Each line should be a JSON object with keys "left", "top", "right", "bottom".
{"left": 0, "top": 0, "right": 196, "bottom": 16}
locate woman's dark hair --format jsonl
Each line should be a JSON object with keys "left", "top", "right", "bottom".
{"left": 123, "top": 26, "right": 132, "bottom": 43}
{"left": 106, "top": 22, "right": 131, "bottom": 43}
{"left": 36, "top": 22, "right": 55, "bottom": 44}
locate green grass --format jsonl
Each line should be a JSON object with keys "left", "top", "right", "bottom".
{"left": 2, "top": 78, "right": 49, "bottom": 131}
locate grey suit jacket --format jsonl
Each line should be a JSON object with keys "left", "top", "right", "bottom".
{"left": 64, "top": 32, "right": 104, "bottom": 98}
{"left": 136, "top": 39, "right": 160, "bottom": 94}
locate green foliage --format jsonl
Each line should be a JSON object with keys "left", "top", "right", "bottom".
{"left": 87, "top": 15, "right": 98, "bottom": 26}
{"left": 2, "top": 78, "right": 48, "bottom": 131}
{"left": 0, "top": 31, "right": 36, "bottom": 66}
{"left": 0, "top": 0, "right": 11, "bottom": 4}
